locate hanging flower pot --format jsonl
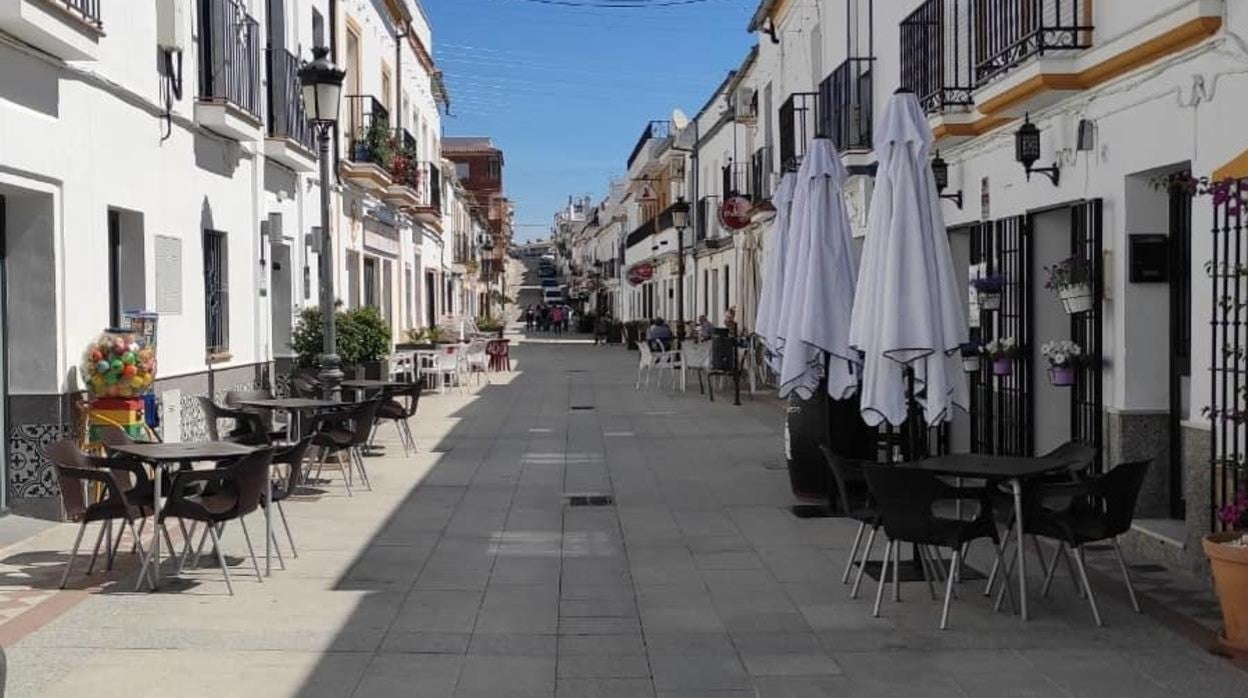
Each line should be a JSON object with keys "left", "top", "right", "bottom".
{"left": 1048, "top": 365, "right": 1077, "bottom": 386}
{"left": 971, "top": 276, "right": 1005, "bottom": 312}
{"left": 962, "top": 356, "right": 981, "bottom": 373}
{"left": 992, "top": 358, "right": 1013, "bottom": 376}
{"left": 1058, "top": 283, "right": 1095, "bottom": 314}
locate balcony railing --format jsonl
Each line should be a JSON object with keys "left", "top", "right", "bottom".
{"left": 344, "top": 95, "right": 390, "bottom": 167}
{"left": 900, "top": 0, "right": 975, "bottom": 113}
{"left": 198, "top": 0, "right": 260, "bottom": 119}
{"left": 391, "top": 127, "right": 419, "bottom": 187}
{"left": 722, "top": 161, "right": 751, "bottom": 199}
{"left": 696, "top": 196, "right": 720, "bottom": 243}
{"left": 778, "top": 92, "right": 818, "bottom": 172}
{"left": 626, "top": 218, "right": 656, "bottom": 249}
{"left": 62, "top": 0, "right": 102, "bottom": 28}
{"left": 750, "top": 146, "right": 772, "bottom": 202}
{"left": 419, "top": 161, "right": 442, "bottom": 212}
{"left": 626, "top": 120, "right": 671, "bottom": 170}
{"left": 975, "top": 0, "right": 1092, "bottom": 85}
{"left": 266, "top": 49, "right": 315, "bottom": 152}
{"left": 819, "top": 57, "right": 874, "bottom": 153}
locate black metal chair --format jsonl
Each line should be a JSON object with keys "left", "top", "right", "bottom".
{"left": 166, "top": 448, "right": 275, "bottom": 595}
{"left": 47, "top": 439, "right": 156, "bottom": 590}
{"left": 818, "top": 446, "right": 880, "bottom": 599}
{"left": 375, "top": 383, "right": 421, "bottom": 456}
{"left": 291, "top": 375, "right": 321, "bottom": 399}
{"left": 862, "top": 464, "right": 1012, "bottom": 629}
{"left": 264, "top": 437, "right": 313, "bottom": 560}
{"left": 1018, "top": 459, "right": 1152, "bottom": 626}
{"left": 308, "top": 400, "right": 379, "bottom": 494}
{"left": 196, "top": 396, "right": 270, "bottom": 445}
{"left": 224, "top": 389, "right": 288, "bottom": 442}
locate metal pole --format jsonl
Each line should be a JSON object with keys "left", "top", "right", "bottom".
{"left": 316, "top": 125, "right": 343, "bottom": 400}
{"left": 676, "top": 225, "right": 686, "bottom": 349}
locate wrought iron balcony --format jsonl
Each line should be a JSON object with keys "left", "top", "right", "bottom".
{"left": 819, "top": 57, "right": 874, "bottom": 153}
{"left": 900, "top": 0, "right": 976, "bottom": 113}
{"left": 975, "top": 0, "right": 1092, "bottom": 86}
{"left": 778, "top": 92, "right": 818, "bottom": 172}
{"left": 626, "top": 120, "right": 672, "bottom": 170}
{"left": 750, "top": 146, "right": 772, "bottom": 202}
{"left": 198, "top": 0, "right": 260, "bottom": 119}
{"left": 344, "top": 95, "right": 391, "bottom": 166}
{"left": 696, "top": 196, "right": 720, "bottom": 243}
{"left": 62, "top": 0, "right": 102, "bottom": 28}
{"left": 266, "top": 49, "right": 315, "bottom": 152}
{"left": 721, "top": 161, "right": 751, "bottom": 199}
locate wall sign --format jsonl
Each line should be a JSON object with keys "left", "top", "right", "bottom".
{"left": 720, "top": 195, "right": 753, "bottom": 231}
{"left": 626, "top": 262, "right": 654, "bottom": 286}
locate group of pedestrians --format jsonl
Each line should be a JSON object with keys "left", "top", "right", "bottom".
{"left": 524, "top": 304, "right": 575, "bottom": 334}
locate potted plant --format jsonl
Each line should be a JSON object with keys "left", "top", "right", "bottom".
{"left": 985, "top": 337, "right": 1017, "bottom": 376}
{"left": 959, "top": 342, "right": 981, "bottom": 373}
{"left": 1041, "top": 339, "right": 1082, "bottom": 386}
{"left": 972, "top": 275, "right": 1005, "bottom": 311}
{"left": 1044, "top": 256, "right": 1094, "bottom": 314}
{"left": 1204, "top": 488, "right": 1248, "bottom": 652}
{"left": 398, "top": 327, "right": 435, "bottom": 351}
{"left": 338, "top": 306, "right": 391, "bottom": 379}
{"left": 355, "top": 118, "right": 394, "bottom": 168}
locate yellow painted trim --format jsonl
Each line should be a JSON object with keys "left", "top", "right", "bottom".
{"left": 344, "top": 13, "right": 363, "bottom": 36}
{"left": 979, "top": 16, "right": 1223, "bottom": 116}
{"left": 770, "top": 0, "right": 793, "bottom": 27}
{"left": 932, "top": 115, "right": 1015, "bottom": 142}
{"left": 1213, "top": 148, "right": 1248, "bottom": 182}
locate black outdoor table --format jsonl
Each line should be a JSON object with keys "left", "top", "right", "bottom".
{"left": 108, "top": 441, "right": 258, "bottom": 588}
{"left": 910, "top": 453, "right": 1068, "bottom": 621}
{"left": 236, "top": 397, "right": 342, "bottom": 441}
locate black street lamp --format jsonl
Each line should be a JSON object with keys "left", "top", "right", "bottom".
{"left": 671, "top": 196, "right": 691, "bottom": 348}
{"left": 931, "top": 151, "right": 963, "bottom": 210}
{"left": 299, "top": 46, "right": 346, "bottom": 400}
{"left": 1014, "top": 113, "right": 1060, "bottom": 187}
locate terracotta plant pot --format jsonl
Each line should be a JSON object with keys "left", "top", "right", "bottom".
{"left": 1203, "top": 533, "right": 1248, "bottom": 652}
{"left": 992, "top": 358, "right": 1013, "bottom": 376}
{"left": 1048, "top": 365, "right": 1076, "bottom": 386}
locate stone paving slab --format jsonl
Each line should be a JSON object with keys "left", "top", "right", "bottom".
{"left": 0, "top": 334, "right": 1247, "bottom": 696}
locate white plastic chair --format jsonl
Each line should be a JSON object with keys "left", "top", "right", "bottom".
{"left": 636, "top": 343, "right": 656, "bottom": 389}
{"left": 431, "top": 347, "right": 462, "bottom": 394}
{"left": 464, "top": 340, "right": 490, "bottom": 385}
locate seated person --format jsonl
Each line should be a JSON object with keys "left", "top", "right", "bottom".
{"left": 646, "top": 318, "right": 674, "bottom": 352}
{"left": 696, "top": 315, "right": 713, "bottom": 342}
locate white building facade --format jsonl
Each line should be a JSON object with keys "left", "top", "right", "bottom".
{"left": 0, "top": 0, "right": 451, "bottom": 510}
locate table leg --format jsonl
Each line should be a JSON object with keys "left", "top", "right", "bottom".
{"left": 1012, "top": 478, "right": 1027, "bottom": 621}
{"left": 265, "top": 461, "right": 273, "bottom": 577}
{"left": 150, "top": 465, "right": 162, "bottom": 588}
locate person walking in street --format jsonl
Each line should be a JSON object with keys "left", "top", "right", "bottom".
{"left": 594, "top": 313, "right": 610, "bottom": 345}
{"left": 565, "top": 307, "right": 575, "bottom": 334}
{"left": 524, "top": 305, "right": 535, "bottom": 332}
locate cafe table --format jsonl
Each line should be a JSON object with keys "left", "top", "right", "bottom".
{"left": 107, "top": 441, "right": 258, "bottom": 589}
{"left": 909, "top": 452, "right": 1068, "bottom": 621}
{"left": 235, "top": 397, "right": 341, "bottom": 574}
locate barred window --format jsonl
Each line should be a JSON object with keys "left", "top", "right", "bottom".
{"left": 203, "top": 229, "right": 229, "bottom": 353}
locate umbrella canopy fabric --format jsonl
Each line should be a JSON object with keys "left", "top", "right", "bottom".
{"left": 737, "top": 226, "right": 762, "bottom": 335}
{"left": 848, "top": 91, "right": 968, "bottom": 427}
{"left": 754, "top": 172, "right": 797, "bottom": 371}
{"left": 776, "top": 138, "right": 860, "bottom": 401}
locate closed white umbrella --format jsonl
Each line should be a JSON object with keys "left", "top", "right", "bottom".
{"left": 848, "top": 90, "right": 968, "bottom": 427}
{"left": 776, "top": 138, "right": 860, "bottom": 401}
{"left": 754, "top": 172, "right": 797, "bottom": 371}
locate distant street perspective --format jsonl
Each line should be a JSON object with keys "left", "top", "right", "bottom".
{"left": 4, "top": 0, "right": 1248, "bottom": 697}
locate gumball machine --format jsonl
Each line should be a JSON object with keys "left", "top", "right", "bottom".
{"left": 82, "top": 328, "right": 158, "bottom": 441}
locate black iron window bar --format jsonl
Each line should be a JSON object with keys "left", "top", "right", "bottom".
{"left": 778, "top": 92, "right": 818, "bottom": 172}
{"left": 62, "top": 0, "right": 102, "bottom": 28}
{"left": 819, "top": 56, "right": 874, "bottom": 153}
{"left": 343, "top": 95, "right": 390, "bottom": 166}
{"left": 267, "top": 48, "right": 316, "bottom": 152}
{"left": 899, "top": 0, "right": 975, "bottom": 113}
{"left": 1210, "top": 179, "right": 1248, "bottom": 529}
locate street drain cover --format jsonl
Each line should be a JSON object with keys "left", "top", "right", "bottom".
{"left": 564, "top": 493, "right": 615, "bottom": 507}
{"left": 762, "top": 460, "right": 787, "bottom": 471}
{"left": 570, "top": 405, "right": 595, "bottom": 411}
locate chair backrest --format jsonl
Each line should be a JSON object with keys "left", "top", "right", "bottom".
{"left": 863, "top": 464, "right": 972, "bottom": 544}
{"left": 637, "top": 343, "right": 653, "bottom": 364}
{"left": 197, "top": 396, "right": 226, "bottom": 441}
{"left": 436, "top": 350, "right": 458, "bottom": 370}
{"left": 1042, "top": 440, "right": 1098, "bottom": 475}
{"left": 96, "top": 425, "right": 138, "bottom": 448}
{"left": 1095, "top": 459, "right": 1151, "bottom": 537}
{"left": 228, "top": 448, "right": 275, "bottom": 517}
{"left": 291, "top": 376, "right": 321, "bottom": 399}
{"left": 225, "top": 389, "right": 276, "bottom": 430}
{"left": 350, "top": 399, "right": 383, "bottom": 445}
{"left": 272, "top": 437, "right": 313, "bottom": 490}
{"left": 819, "top": 445, "right": 870, "bottom": 515}
{"left": 47, "top": 439, "right": 90, "bottom": 521}
{"left": 396, "top": 381, "right": 422, "bottom": 417}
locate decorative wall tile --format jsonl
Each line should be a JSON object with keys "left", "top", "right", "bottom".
{"left": 8, "top": 423, "right": 73, "bottom": 499}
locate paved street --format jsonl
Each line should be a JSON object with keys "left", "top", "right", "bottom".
{"left": 2, "top": 334, "right": 1247, "bottom": 697}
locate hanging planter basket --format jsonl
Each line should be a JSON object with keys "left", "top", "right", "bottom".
{"left": 979, "top": 292, "right": 1002, "bottom": 311}
{"left": 1048, "top": 365, "right": 1077, "bottom": 386}
{"left": 962, "top": 356, "right": 981, "bottom": 373}
{"left": 1058, "top": 283, "right": 1094, "bottom": 314}
{"left": 992, "top": 358, "right": 1013, "bottom": 376}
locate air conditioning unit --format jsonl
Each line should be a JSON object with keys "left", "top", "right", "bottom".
{"left": 734, "top": 87, "right": 757, "bottom": 124}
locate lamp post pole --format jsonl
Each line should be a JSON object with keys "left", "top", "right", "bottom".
{"left": 300, "top": 46, "right": 346, "bottom": 401}
{"left": 670, "top": 196, "right": 691, "bottom": 350}
{"left": 315, "top": 125, "right": 342, "bottom": 400}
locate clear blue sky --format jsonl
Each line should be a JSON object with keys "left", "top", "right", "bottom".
{"left": 422, "top": 0, "right": 757, "bottom": 242}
